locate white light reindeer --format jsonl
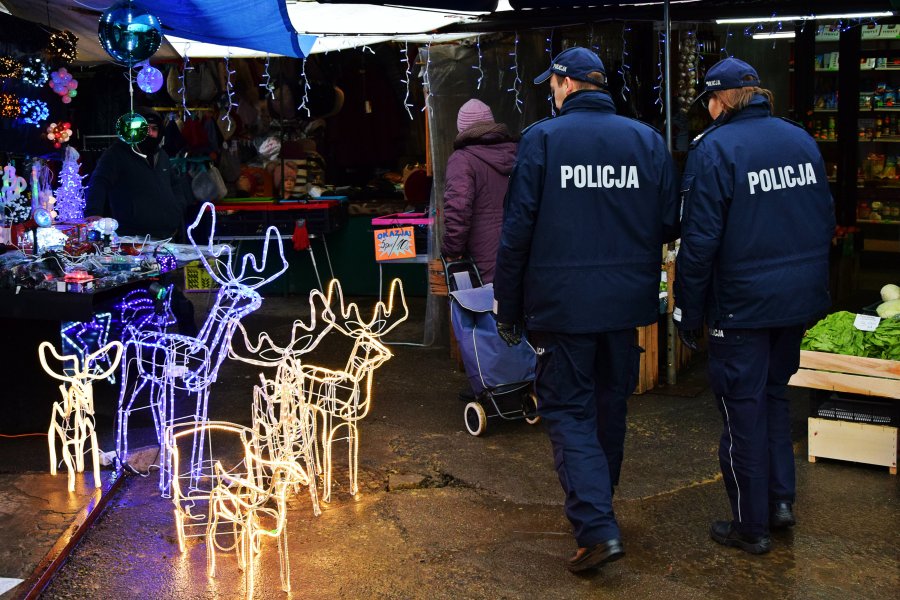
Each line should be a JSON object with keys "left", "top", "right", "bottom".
{"left": 116, "top": 202, "right": 288, "bottom": 494}
{"left": 300, "top": 278, "right": 408, "bottom": 502}
{"left": 40, "top": 340, "right": 123, "bottom": 492}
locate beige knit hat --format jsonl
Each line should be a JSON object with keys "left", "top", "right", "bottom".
{"left": 456, "top": 98, "right": 494, "bottom": 133}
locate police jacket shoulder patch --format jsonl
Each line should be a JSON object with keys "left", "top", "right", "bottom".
{"left": 520, "top": 116, "right": 551, "bottom": 136}
{"left": 778, "top": 116, "right": 805, "bottom": 130}
{"left": 689, "top": 122, "right": 723, "bottom": 149}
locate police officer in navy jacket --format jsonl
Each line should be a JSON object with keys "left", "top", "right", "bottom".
{"left": 493, "top": 47, "right": 679, "bottom": 573}
{"left": 674, "top": 57, "right": 834, "bottom": 555}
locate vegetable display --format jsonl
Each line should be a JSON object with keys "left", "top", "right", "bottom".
{"left": 801, "top": 311, "right": 900, "bottom": 360}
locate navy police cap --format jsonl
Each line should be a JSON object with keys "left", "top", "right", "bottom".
{"left": 534, "top": 47, "right": 606, "bottom": 85}
{"left": 696, "top": 57, "right": 761, "bottom": 103}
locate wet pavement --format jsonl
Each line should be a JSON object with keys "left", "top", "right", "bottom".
{"left": 1, "top": 296, "right": 897, "bottom": 599}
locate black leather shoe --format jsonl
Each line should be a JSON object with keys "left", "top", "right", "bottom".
{"left": 709, "top": 521, "right": 772, "bottom": 555}
{"left": 567, "top": 538, "right": 625, "bottom": 573}
{"left": 770, "top": 502, "right": 796, "bottom": 529}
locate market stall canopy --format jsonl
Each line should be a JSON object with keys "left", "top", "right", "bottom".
{"left": 0, "top": 0, "right": 316, "bottom": 62}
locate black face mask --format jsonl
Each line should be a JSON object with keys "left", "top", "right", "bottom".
{"left": 136, "top": 132, "right": 161, "bottom": 156}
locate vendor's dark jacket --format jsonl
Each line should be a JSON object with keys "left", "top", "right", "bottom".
{"left": 493, "top": 90, "right": 680, "bottom": 333}
{"left": 85, "top": 140, "right": 187, "bottom": 239}
{"left": 674, "top": 95, "right": 835, "bottom": 330}
{"left": 442, "top": 123, "right": 517, "bottom": 283}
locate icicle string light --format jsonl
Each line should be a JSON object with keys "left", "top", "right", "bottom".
{"left": 298, "top": 57, "right": 311, "bottom": 118}
{"left": 221, "top": 52, "right": 237, "bottom": 132}
{"left": 654, "top": 31, "right": 665, "bottom": 112}
{"left": 421, "top": 40, "right": 432, "bottom": 114}
{"left": 507, "top": 32, "right": 524, "bottom": 114}
{"left": 618, "top": 24, "right": 632, "bottom": 103}
{"left": 178, "top": 44, "right": 193, "bottom": 119}
{"left": 260, "top": 55, "right": 275, "bottom": 100}
{"left": 401, "top": 42, "right": 414, "bottom": 120}
{"left": 472, "top": 35, "right": 484, "bottom": 90}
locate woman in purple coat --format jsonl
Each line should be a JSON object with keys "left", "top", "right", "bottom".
{"left": 442, "top": 99, "right": 517, "bottom": 283}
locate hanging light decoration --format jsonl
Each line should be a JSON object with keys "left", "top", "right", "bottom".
{"left": 0, "top": 93, "right": 21, "bottom": 119}
{"left": 116, "top": 112, "right": 147, "bottom": 145}
{"left": 136, "top": 63, "right": 164, "bottom": 94}
{"left": 19, "top": 98, "right": 50, "bottom": 127}
{"left": 0, "top": 56, "right": 22, "bottom": 79}
{"left": 98, "top": 1, "right": 162, "bottom": 66}
{"left": 46, "top": 122, "right": 73, "bottom": 149}
{"left": 49, "top": 30, "right": 79, "bottom": 64}
{"left": 21, "top": 57, "right": 50, "bottom": 88}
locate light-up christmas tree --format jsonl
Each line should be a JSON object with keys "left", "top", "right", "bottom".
{"left": 55, "top": 146, "right": 86, "bottom": 220}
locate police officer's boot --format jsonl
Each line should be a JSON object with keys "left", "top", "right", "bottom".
{"left": 709, "top": 521, "right": 772, "bottom": 555}
{"left": 770, "top": 501, "right": 796, "bottom": 529}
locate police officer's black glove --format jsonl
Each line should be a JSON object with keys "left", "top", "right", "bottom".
{"left": 678, "top": 327, "right": 702, "bottom": 352}
{"left": 496, "top": 321, "right": 523, "bottom": 346}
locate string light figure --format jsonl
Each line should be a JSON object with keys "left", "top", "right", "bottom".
{"left": 508, "top": 32, "right": 524, "bottom": 114}
{"left": 297, "top": 278, "right": 408, "bottom": 503}
{"left": 40, "top": 340, "right": 123, "bottom": 492}
{"left": 117, "top": 202, "right": 289, "bottom": 495}
{"left": 19, "top": 97, "right": 50, "bottom": 127}
{"left": 61, "top": 313, "right": 113, "bottom": 382}
{"left": 401, "top": 42, "right": 414, "bottom": 120}
{"left": 221, "top": 51, "right": 237, "bottom": 132}
{"left": 2, "top": 164, "right": 30, "bottom": 223}
{"left": 259, "top": 54, "right": 275, "bottom": 100}
{"left": 55, "top": 146, "right": 87, "bottom": 220}
{"left": 619, "top": 23, "right": 633, "bottom": 104}
{"left": 298, "top": 57, "right": 311, "bottom": 118}
{"left": 472, "top": 35, "right": 484, "bottom": 90}
{"left": 178, "top": 44, "right": 193, "bottom": 119}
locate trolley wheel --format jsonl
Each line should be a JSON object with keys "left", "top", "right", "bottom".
{"left": 464, "top": 401, "right": 487, "bottom": 436}
{"left": 524, "top": 391, "right": 541, "bottom": 425}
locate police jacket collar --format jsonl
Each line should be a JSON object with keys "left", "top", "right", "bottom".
{"left": 719, "top": 94, "right": 771, "bottom": 125}
{"left": 559, "top": 89, "right": 615, "bottom": 115}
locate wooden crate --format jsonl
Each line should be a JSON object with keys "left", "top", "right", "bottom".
{"left": 789, "top": 351, "right": 900, "bottom": 400}
{"left": 634, "top": 322, "right": 659, "bottom": 394}
{"left": 808, "top": 418, "right": 897, "bottom": 474}
{"left": 789, "top": 350, "right": 900, "bottom": 474}
{"left": 428, "top": 258, "right": 448, "bottom": 297}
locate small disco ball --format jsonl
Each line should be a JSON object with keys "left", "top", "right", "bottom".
{"left": 116, "top": 112, "right": 148, "bottom": 144}
{"left": 98, "top": 1, "right": 162, "bottom": 66}
{"left": 136, "top": 65, "right": 164, "bottom": 94}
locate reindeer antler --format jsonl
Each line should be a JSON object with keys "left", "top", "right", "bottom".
{"left": 38, "top": 342, "right": 81, "bottom": 383}
{"left": 229, "top": 290, "right": 335, "bottom": 368}
{"left": 321, "top": 278, "right": 408, "bottom": 339}
{"left": 187, "top": 202, "right": 289, "bottom": 290}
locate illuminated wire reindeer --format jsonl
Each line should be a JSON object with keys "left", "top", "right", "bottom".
{"left": 206, "top": 428, "right": 313, "bottom": 598}
{"left": 116, "top": 202, "right": 288, "bottom": 494}
{"left": 40, "top": 340, "right": 123, "bottom": 492}
{"left": 300, "top": 278, "right": 408, "bottom": 502}
{"left": 226, "top": 290, "right": 337, "bottom": 517}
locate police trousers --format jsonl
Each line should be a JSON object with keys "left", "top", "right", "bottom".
{"left": 707, "top": 325, "right": 804, "bottom": 537}
{"left": 529, "top": 328, "right": 641, "bottom": 547}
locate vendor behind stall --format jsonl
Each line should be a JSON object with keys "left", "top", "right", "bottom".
{"left": 85, "top": 107, "right": 189, "bottom": 240}
{"left": 85, "top": 107, "right": 197, "bottom": 335}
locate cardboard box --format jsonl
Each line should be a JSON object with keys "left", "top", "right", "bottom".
{"left": 815, "top": 25, "right": 840, "bottom": 42}
{"left": 879, "top": 23, "right": 900, "bottom": 39}
{"left": 861, "top": 24, "right": 882, "bottom": 39}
